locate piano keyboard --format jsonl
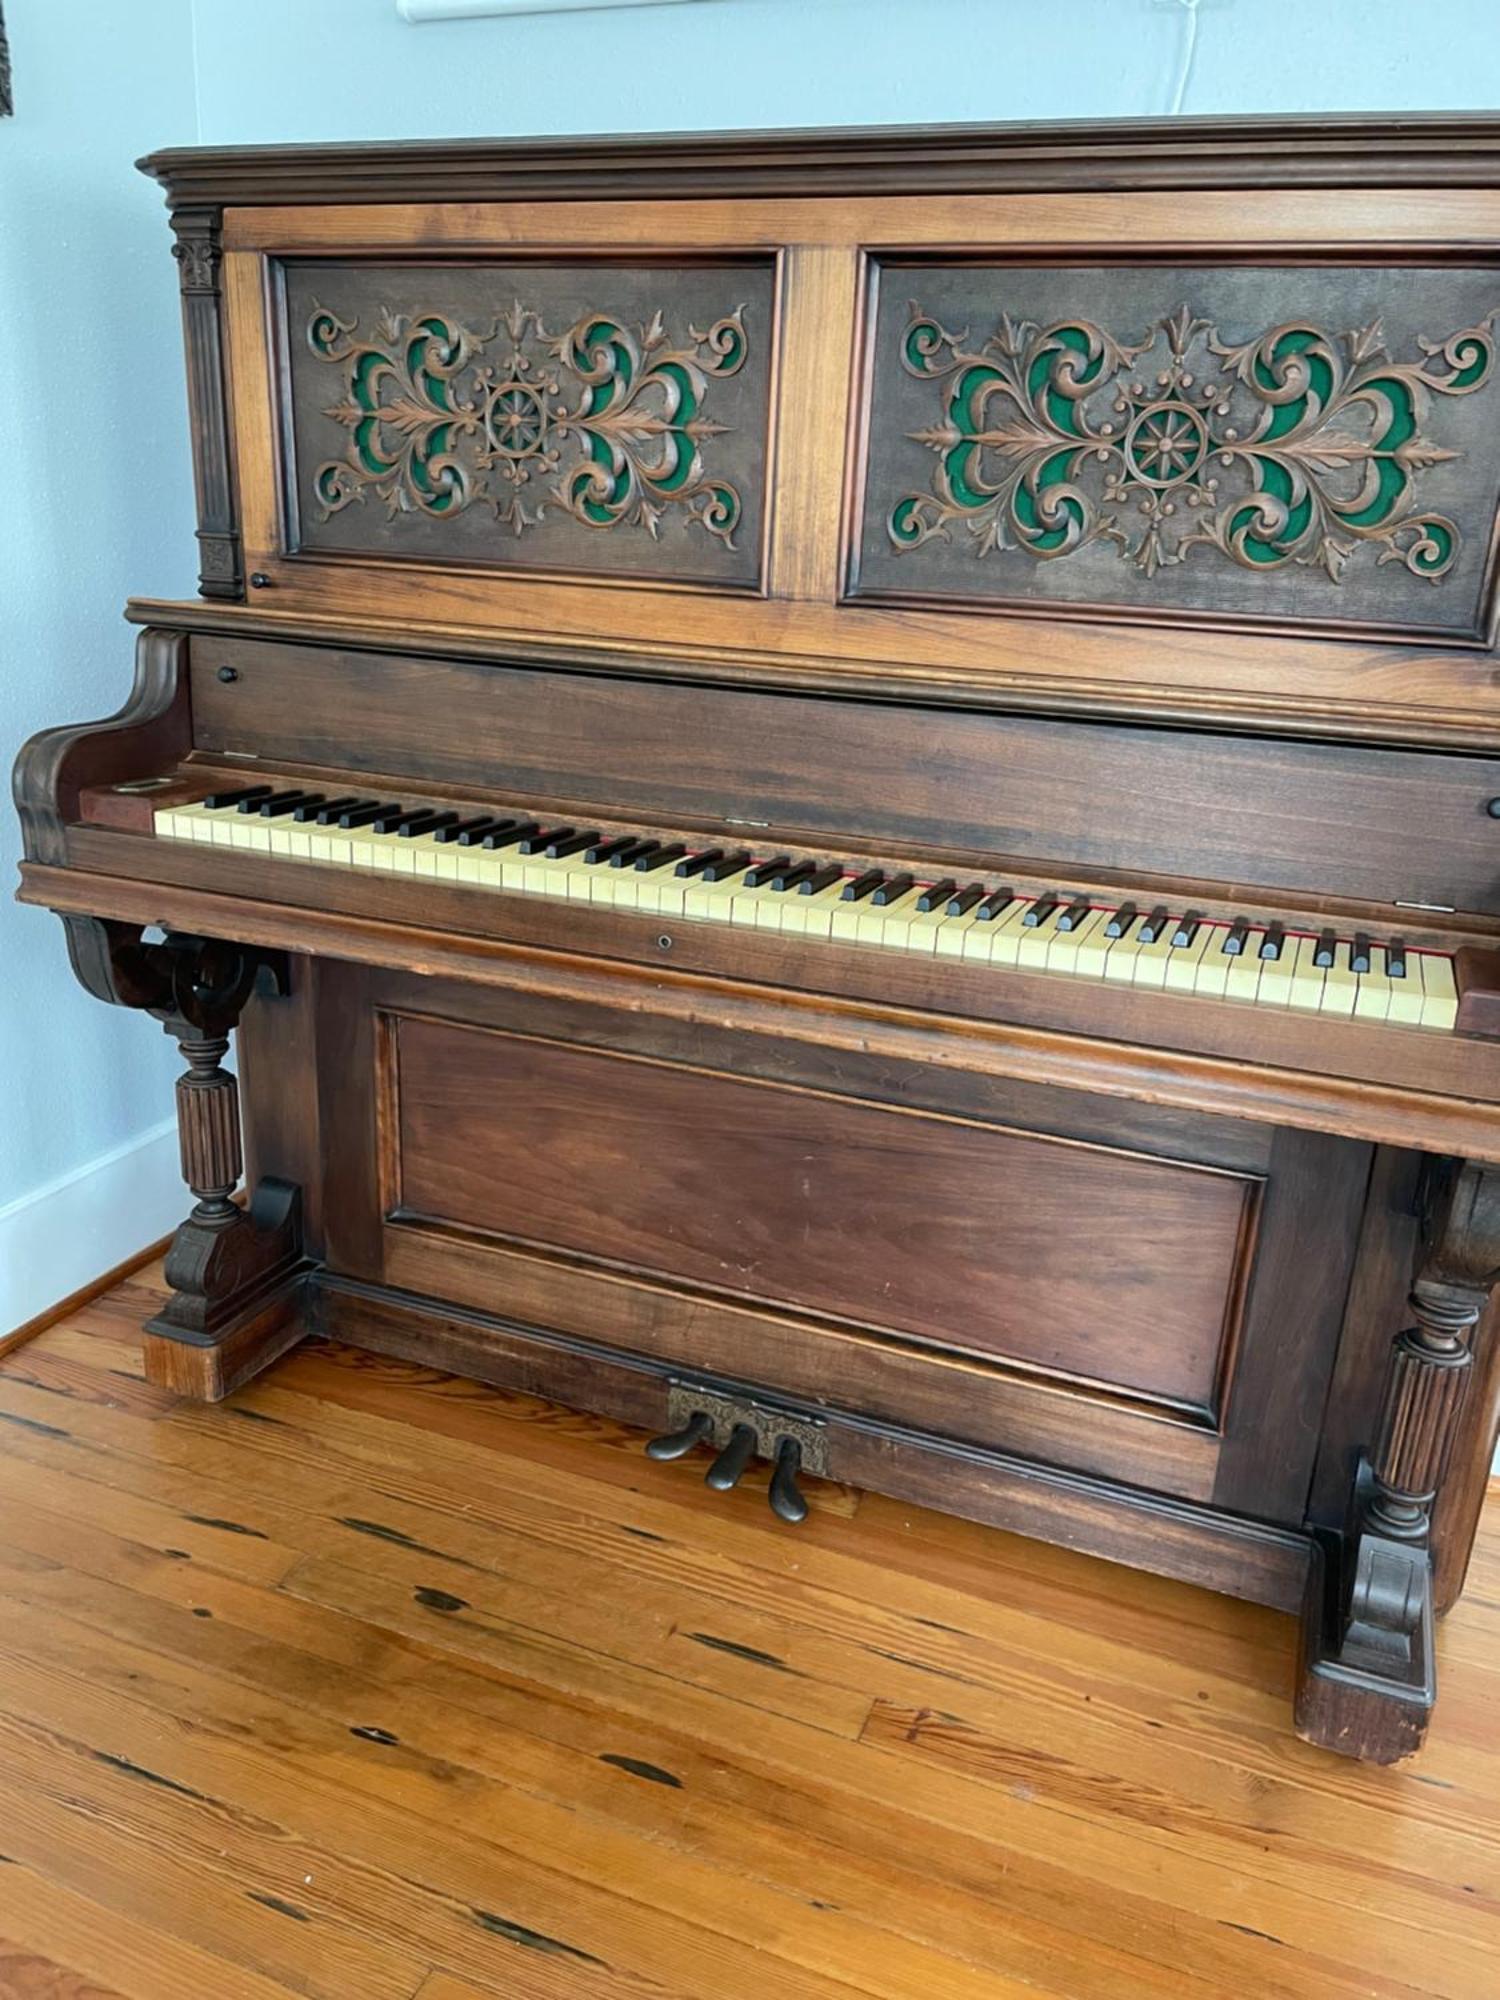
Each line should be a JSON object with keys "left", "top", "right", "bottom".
{"left": 153, "top": 786, "right": 1462, "bottom": 1031}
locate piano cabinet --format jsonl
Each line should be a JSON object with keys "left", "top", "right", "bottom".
{"left": 33, "top": 903, "right": 1500, "bottom": 1767}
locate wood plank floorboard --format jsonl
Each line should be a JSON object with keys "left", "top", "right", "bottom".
{"left": 0, "top": 1259, "right": 1496, "bottom": 1999}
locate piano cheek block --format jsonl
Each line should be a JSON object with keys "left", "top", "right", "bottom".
{"left": 19, "top": 117, "right": 1500, "bottom": 1773}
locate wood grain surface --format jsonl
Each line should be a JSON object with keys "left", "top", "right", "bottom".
{"left": 1, "top": 1259, "right": 1497, "bottom": 1999}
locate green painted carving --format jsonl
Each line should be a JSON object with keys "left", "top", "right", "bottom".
{"left": 888, "top": 302, "right": 1499, "bottom": 582}
{"left": 307, "top": 299, "right": 748, "bottom": 545}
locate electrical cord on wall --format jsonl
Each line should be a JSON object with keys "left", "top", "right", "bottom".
{"left": 1167, "top": 0, "right": 1202, "bottom": 117}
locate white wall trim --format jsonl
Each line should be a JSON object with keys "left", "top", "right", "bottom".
{"left": 0, "top": 1119, "right": 182, "bottom": 1334}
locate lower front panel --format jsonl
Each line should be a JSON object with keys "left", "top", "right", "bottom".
{"left": 301, "top": 960, "right": 1372, "bottom": 1527}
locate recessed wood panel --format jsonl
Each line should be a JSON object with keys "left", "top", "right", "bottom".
{"left": 389, "top": 1014, "right": 1257, "bottom": 1413}
{"left": 277, "top": 257, "right": 777, "bottom": 590}
{"left": 853, "top": 260, "right": 1500, "bottom": 641}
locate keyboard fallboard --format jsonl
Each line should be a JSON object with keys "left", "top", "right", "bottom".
{"left": 185, "top": 634, "right": 1500, "bottom": 922}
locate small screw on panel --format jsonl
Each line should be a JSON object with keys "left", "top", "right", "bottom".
{"left": 248, "top": 571, "right": 273, "bottom": 589}
{"left": 217, "top": 665, "right": 239, "bottom": 684}
{"left": 1487, "top": 797, "right": 1500, "bottom": 819}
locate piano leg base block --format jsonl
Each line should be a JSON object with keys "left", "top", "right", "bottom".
{"left": 142, "top": 1175, "right": 317, "bottom": 1402}
{"left": 1294, "top": 1528, "right": 1436, "bottom": 1765}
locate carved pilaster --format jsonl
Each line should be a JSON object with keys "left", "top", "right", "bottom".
{"left": 1366, "top": 1293, "right": 1478, "bottom": 1540}
{"left": 1299, "top": 1159, "right": 1500, "bottom": 1762}
{"left": 169, "top": 205, "right": 243, "bottom": 601}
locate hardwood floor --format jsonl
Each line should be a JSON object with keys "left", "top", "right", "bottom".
{"left": 0, "top": 1265, "right": 1496, "bottom": 2000}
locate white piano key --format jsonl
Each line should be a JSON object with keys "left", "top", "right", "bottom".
{"left": 1285, "top": 934, "right": 1327, "bottom": 1013}
{"left": 1353, "top": 948, "right": 1393, "bottom": 1022}
{"left": 1419, "top": 952, "right": 1459, "bottom": 1030}
{"left": 1163, "top": 925, "right": 1214, "bottom": 993}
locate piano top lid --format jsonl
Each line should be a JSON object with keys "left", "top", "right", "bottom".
{"left": 136, "top": 111, "right": 1500, "bottom": 211}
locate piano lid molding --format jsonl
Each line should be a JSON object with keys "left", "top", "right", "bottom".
{"left": 303, "top": 296, "right": 750, "bottom": 549}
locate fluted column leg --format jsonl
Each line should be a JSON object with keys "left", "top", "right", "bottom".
{"left": 174, "top": 1030, "right": 242, "bottom": 1224}
{"left": 1298, "top": 1161, "right": 1500, "bottom": 1762}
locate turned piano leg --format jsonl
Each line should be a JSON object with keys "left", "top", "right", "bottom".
{"left": 1298, "top": 1160, "right": 1500, "bottom": 1762}
{"left": 58, "top": 917, "right": 313, "bottom": 1400}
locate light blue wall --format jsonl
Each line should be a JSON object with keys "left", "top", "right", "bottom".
{"left": 3, "top": 0, "right": 1500, "bottom": 1315}
{"left": 0, "top": 2, "right": 197, "bottom": 1220}
{"left": 186, "top": 0, "right": 1500, "bottom": 141}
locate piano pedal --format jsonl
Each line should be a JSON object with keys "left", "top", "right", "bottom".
{"left": 769, "top": 1437, "right": 808, "bottom": 1525}
{"left": 705, "top": 1423, "right": 758, "bottom": 1491}
{"left": 645, "top": 1381, "right": 828, "bottom": 1523}
{"left": 645, "top": 1409, "right": 714, "bottom": 1461}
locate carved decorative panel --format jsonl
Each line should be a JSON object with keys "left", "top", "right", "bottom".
{"left": 852, "top": 262, "right": 1500, "bottom": 640}
{"left": 279, "top": 259, "right": 776, "bottom": 588}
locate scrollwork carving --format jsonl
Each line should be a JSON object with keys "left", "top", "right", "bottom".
{"left": 305, "top": 297, "right": 749, "bottom": 548}
{"left": 890, "top": 301, "right": 1499, "bottom": 584}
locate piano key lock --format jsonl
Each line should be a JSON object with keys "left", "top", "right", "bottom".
{"left": 646, "top": 1381, "right": 829, "bottom": 1524}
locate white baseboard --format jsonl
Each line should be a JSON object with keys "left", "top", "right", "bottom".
{"left": 0, "top": 1120, "right": 182, "bottom": 1335}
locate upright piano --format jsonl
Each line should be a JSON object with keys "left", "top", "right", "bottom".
{"left": 15, "top": 116, "right": 1500, "bottom": 1762}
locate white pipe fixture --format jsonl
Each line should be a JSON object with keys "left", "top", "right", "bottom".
{"left": 399, "top": 0, "right": 713, "bottom": 21}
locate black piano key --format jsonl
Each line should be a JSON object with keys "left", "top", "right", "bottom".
{"left": 800, "top": 864, "right": 845, "bottom": 896}
{"left": 584, "top": 833, "right": 637, "bottom": 864}
{"left": 436, "top": 816, "right": 501, "bottom": 845}
{"left": 1104, "top": 901, "right": 1138, "bottom": 939}
{"left": 370, "top": 805, "right": 415, "bottom": 833}
{"left": 1350, "top": 931, "right": 1373, "bottom": 975}
{"left": 1136, "top": 904, "right": 1170, "bottom": 945}
{"left": 675, "top": 847, "right": 723, "bottom": 878}
{"left": 975, "top": 888, "right": 1015, "bottom": 921}
{"left": 1222, "top": 917, "right": 1251, "bottom": 957}
{"left": 1022, "top": 895, "right": 1060, "bottom": 929}
{"left": 388, "top": 808, "right": 442, "bottom": 836}
{"left": 547, "top": 828, "right": 602, "bottom": 859}
{"left": 701, "top": 849, "right": 752, "bottom": 882}
{"left": 872, "top": 873, "right": 916, "bottom": 907}
{"left": 456, "top": 816, "right": 518, "bottom": 846}
{"left": 1259, "top": 921, "right": 1286, "bottom": 962}
{"left": 1388, "top": 938, "right": 1409, "bottom": 979}
{"left": 295, "top": 794, "right": 358, "bottom": 823}
{"left": 482, "top": 819, "right": 541, "bottom": 850}
{"left": 946, "top": 884, "right": 987, "bottom": 918}
{"left": 339, "top": 801, "right": 402, "bottom": 829}
{"left": 257, "top": 791, "right": 320, "bottom": 818}
{"left": 916, "top": 878, "right": 958, "bottom": 914}
{"left": 519, "top": 825, "right": 571, "bottom": 854}
{"left": 399, "top": 811, "right": 459, "bottom": 839}
{"left": 610, "top": 839, "right": 661, "bottom": 869}
{"left": 769, "top": 859, "right": 818, "bottom": 892}
{"left": 841, "top": 870, "right": 884, "bottom": 904}
{"left": 202, "top": 784, "right": 273, "bottom": 810}
{"left": 743, "top": 855, "right": 792, "bottom": 889}
{"left": 1055, "top": 896, "right": 1093, "bottom": 933}
{"left": 637, "top": 843, "right": 689, "bottom": 874}
{"left": 1313, "top": 927, "right": 1338, "bottom": 969}
{"left": 1171, "top": 910, "right": 1204, "bottom": 948}
{"left": 240, "top": 788, "right": 304, "bottom": 814}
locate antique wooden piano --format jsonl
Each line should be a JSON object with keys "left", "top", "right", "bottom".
{"left": 15, "top": 116, "right": 1500, "bottom": 1762}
